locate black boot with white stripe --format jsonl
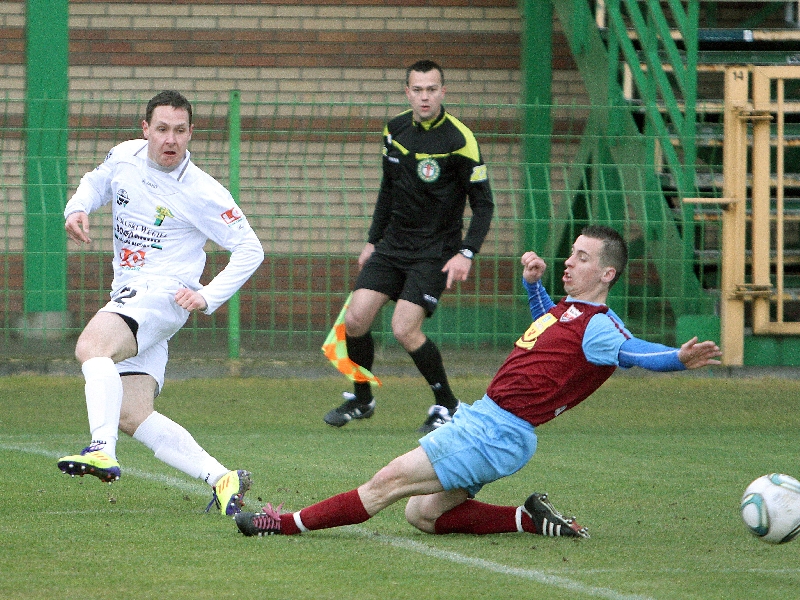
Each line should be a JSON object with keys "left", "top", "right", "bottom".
{"left": 522, "top": 492, "right": 589, "bottom": 538}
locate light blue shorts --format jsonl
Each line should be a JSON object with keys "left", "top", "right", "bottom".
{"left": 418, "top": 394, "right": 537, "bottom": 497}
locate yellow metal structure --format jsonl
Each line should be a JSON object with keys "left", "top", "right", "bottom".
{"left": 685, "top": 65, "right": 800, "bottom": 365}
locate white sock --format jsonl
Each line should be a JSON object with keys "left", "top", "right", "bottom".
{"left": 133, "top": 411, "right": 229, "bottom": 486}
{"left": 82, "top": 356, "right": 123, "bottom": 460}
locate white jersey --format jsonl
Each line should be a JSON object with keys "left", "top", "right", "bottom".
{"left": 65, "top": 139, "right": 264, "bottom": 314}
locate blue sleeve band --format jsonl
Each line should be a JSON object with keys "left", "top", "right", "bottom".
{"left": 523, "top": 278, "right": 555, "bottom": 320}
{"left": 618, "top": 337, "right": 685, "bottom": 371}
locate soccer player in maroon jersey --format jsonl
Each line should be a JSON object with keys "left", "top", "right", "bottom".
{"left": 236, "top": 225, "right": 721, "bottom": 539}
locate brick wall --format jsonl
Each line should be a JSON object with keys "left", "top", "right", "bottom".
{"left": 1, "top": 0, "right": 585, "bottom": 254}
{"left": 0, "top": 1, "right": 587, "bottom": 105}
{"left": 1, "top": 1, "right": 587, "bottom": 332}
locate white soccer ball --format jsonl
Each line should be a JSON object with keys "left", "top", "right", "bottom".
{"left": 740, "top": 473, "right": 800, "bottom": 544}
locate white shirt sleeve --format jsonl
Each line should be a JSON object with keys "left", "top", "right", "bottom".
{"left": 196, "top": 227, "right": 264, "bottom": 314}
{"left": 178, "top": 169, "right": 264, "bottom": 314}
{"left": 64, "top": 145, "right": 128, "bottom": 217}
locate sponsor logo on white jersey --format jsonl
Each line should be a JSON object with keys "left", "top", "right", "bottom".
{"left": 116, "top": 189, "right": 130, "bottom": 207}
{"left": 221, "top": 207, "right": 244, "bottom": 226}
{"left": 154, "top": 206, "right": 174, "bottom": 226}
{"left": 119, "top": 248, "right": 146, "bottom": 270}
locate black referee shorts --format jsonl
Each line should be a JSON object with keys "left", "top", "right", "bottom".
{"left": 355, "top": 252, "right": 448, "bottom": 317}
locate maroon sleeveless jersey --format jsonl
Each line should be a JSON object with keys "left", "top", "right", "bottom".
{"left": 486, "top": 299, "right": 624, "bottom": 426}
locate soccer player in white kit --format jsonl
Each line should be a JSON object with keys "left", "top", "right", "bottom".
{"left": 57, "top": 91, "right": 265, "bottom": 516}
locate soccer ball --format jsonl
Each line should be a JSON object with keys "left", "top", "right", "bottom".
{"left": 740, "top": 473, "right": 800, "bottom": 544}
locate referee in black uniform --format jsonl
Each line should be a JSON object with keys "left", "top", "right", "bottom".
{"left": 324, "top": 59, "right": 495, "bottom": 433}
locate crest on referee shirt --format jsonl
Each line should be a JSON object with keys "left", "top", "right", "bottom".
{"left": 417, "top": 158, "right": 440, "bottom": 182}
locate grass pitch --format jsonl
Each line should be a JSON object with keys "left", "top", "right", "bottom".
{"left": 2, "top": 372, "right": 800, "bottom": 599}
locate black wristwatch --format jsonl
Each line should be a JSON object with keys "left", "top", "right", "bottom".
{"left": 459, "top": 248, "right": 474, "bottom": 260}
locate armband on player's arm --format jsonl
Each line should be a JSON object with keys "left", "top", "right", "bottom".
{"left": 618, "top": 337, "right": 685, "bottom": 371}
{"left": 523, "top": 278, "right": 555, "bottom": 320}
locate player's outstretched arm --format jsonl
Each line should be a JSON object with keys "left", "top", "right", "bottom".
{"left": 677, "top": 336, "right": 722, "bottom": 369}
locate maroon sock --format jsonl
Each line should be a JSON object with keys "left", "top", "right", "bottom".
{"left": 280, "top": 489, "right": 371, "bottom": 535}
{"left": 434, "top": 499, "right": 534, "bottom": 535}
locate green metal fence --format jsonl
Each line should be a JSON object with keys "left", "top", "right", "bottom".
{"left": 1, "top": 94, "right": 725, "bottom": 357}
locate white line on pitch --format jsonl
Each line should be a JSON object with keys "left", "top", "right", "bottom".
{"left": 5, "top": 439, "right": 650, "bottom": 599}
{"left": 355, "top": 527, "right": 653, "bottom": 600}
{"left": 0, "top": 441, "right": 209, "bottom": 495}
{"left": 8, "top": 441, "right": 797, "bottom": 592}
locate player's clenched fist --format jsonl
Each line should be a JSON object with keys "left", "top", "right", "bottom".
{"left": 521, "top": 251, "right": 546, "bottom": 284}
{"left": 174, "top": 288, "right": 208, "bottom": 312}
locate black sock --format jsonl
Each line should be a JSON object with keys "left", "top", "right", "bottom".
{"left": 408, "top": 339, "right": 458, "bottom": 410}
{"left": 346, "top": 332, "right": 375, "bottom": 404}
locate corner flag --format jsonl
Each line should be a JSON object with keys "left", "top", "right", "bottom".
{"left": 321, "top": 292, "right": 382, "bottom": 386}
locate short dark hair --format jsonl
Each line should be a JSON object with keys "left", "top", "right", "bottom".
{"left": 145, "top": 90, "right": 193, "bottom": 125}
{"left": 581, "top": 225, "right": 628, "bottom": 287}
{"left": 405, "top": 60, "right": 444, "bottom": 86}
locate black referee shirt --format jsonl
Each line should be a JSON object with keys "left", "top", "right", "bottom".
{"left": 367, "top": 107, "right": 494, "bottom": 261}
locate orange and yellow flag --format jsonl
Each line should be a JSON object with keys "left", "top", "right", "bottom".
{"left": 321, "top": 292, "right": 382, "bottom": 386}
